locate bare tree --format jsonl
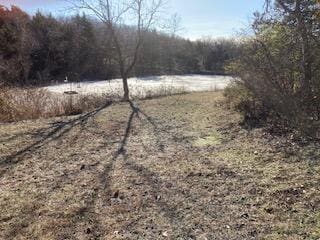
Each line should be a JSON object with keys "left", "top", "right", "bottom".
{"left": 68, "top": 0, "right": 165, "bottom": 100}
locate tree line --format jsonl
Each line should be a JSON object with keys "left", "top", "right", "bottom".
{"left": 0, "top": 5, "right": 241, "bottom": 87}
{"left": 226, "top": 0, "right": 320, "bottom": 138}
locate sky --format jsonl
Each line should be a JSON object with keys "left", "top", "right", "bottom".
{"left": 0, "top": 0, "right": 265, "bottom": 40}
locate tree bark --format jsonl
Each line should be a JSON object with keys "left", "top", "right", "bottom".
{"left": 122, "top": 76, "right": 129, "bottom": 101}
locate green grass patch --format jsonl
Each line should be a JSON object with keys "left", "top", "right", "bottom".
{"left": 193, "top": 131, "right": 223, "bottom": 147}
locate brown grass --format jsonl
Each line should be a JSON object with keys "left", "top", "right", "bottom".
{"left": 1, "top": 92, "right": 319, "bottom": 239}
{"left": 0, "top": 87, "right": 113, "bottom": 122}
{"left": 0, "top": 86, "right": 188, "bottom": 123}
{"left": 135, "top": 85, "right": 188, "bottom": 100}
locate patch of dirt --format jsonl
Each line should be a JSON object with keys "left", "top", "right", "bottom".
{"left": 0, "top": 92, "right": 320, "bottom": 239}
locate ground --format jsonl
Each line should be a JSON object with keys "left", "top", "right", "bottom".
{"left": 0, "top": 92, "right": 320, "bottom": 240}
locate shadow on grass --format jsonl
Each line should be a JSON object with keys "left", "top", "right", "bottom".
{"left": 117, "top": 101, "right": 196, "bottom": 236}
{"left": 57, "top": 100, "right": 140, "bottom": 239}
{"left": 0, "top": 101, "right": 113, "bottom": 177}
{"left": 2, "top": 100, "right": 192, "bottom": 239}
{"left": 1, "top": 101, "right": 118, "bottom": 239}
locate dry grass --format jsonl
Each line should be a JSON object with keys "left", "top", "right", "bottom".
{"left": 0, "top": 92, "right": 319, "bottom": 239}
{"left": 135, "top": 85, "right": 188, "bottom": 100}
{"left": 0, "top": 86, "right": 188, "bottom": 123}
{"left": 0, "top": 87, "right": 113, "bottom": 122}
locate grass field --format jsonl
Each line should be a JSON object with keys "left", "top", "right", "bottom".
{"left": 0, "top": 92, "right": 320, "bottom": 239}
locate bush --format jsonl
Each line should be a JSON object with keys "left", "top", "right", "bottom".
{"left": 224, "top": 82, "right": 268, "bottom": 127}
{"left": 225, "top": 0, "right": 320, "bottom": 139}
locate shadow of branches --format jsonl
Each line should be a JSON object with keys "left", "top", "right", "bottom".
{"left": 0, "top": 101, "right": 113, "bottom": 176}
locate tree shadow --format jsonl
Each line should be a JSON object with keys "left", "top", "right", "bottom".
{"left": 2, "top": 100, "right": 189, "bottom": 239}
{"left": 62, "top": 101, "right": 141, "bottom": 238}
{"left": 2, "top": 100, "right": 141, "bottom": 239}
{"left": 122, "top": 156, "right": 207, "bottom": 238}
{"left": 55, "top": 101, "right": 140, "bottom": 238}
{"left": 117, "top": 103, "right": 138, "bottom": 155}
{"left": 0, "top": 127, "right": 53, "bottom": 144}
{"left": 0, "top": 101, "right": 113, "bottom": 177}
{"left": 118, "top": 101, "right": 197, "bottom": 235}
{"left": 128, "top": 100, "right": 174, "bottom": 152}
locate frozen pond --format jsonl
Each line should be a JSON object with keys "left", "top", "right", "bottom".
{"left": 45, "top": 75, "right": 234, "bottom": 97}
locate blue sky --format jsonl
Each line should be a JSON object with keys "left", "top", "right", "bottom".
{"left": 0, "top": 0, "right": 265, "bottom": 40}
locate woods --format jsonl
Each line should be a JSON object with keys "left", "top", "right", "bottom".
{"left": 0, "top": 4, "right": 239, "bottom": 88}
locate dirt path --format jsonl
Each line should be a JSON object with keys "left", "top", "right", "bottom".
{"left": 0, "top": 92, "right": 320, "bottom": 239}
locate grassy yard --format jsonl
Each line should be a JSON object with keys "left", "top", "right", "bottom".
{"left": 0, "top": 92, "right": 319, "bottom": 239}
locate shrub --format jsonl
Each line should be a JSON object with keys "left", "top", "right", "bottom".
{"left": 223, "top": 82, "right": 268, "bottom": 127}
{"left": 225, "top": 0, "right": 320, "bottom": 139}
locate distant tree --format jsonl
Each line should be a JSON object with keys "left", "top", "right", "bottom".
{"left": 69, "top": 0, "right": 165, "bottom": 100}
{"left": 30, "top": 12, "right": 63, "bottom": 83}
{"left": 194, "top": 38, "right": 241, "bottom": 74}
{"left": 66, "top": 14, "right": 98, "bottom": 80}
{"left": 0, "top": 5, "right": 34, "bottom": 85}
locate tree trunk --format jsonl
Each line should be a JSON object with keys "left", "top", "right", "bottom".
{"left": 295, "top": 0, "right": 312, "bottom": 97}
{"left": 300, "top": 35, "right": 312, "bottom": 96}
{"left": 122, "top": 76, "right": 130, "bottom": 101}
